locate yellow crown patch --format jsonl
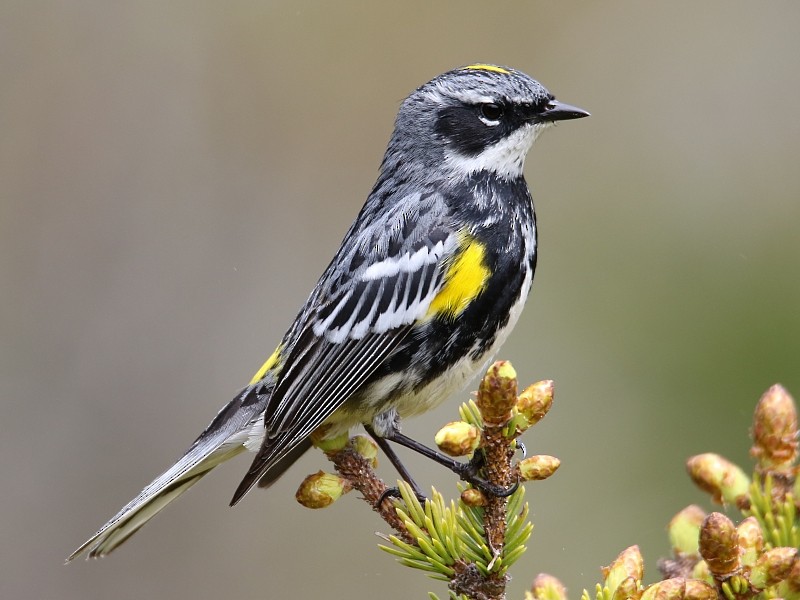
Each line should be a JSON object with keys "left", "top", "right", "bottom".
{"left": 463, "top": 64, "right": 511, "bottom": 75}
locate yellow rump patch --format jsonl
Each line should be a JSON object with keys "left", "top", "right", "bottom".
{"left": 249, "top": 344, "right": 283, "bottom": 384}
{"left": 463, "top": 64, "right": 511, "bottom": 75}
{"left": 428, "top": 236, "right": 490, "bottom": 319}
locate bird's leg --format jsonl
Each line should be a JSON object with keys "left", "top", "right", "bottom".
{"left": 364, "top": 425, "right": 426, "bottom": 504}
{"left": 367, "top": 412, "right": 518, "bottom": 498}
{"left": 383, "top": 429, "right": 518, "bottom": 498}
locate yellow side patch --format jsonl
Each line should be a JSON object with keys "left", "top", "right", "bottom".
{"left": 428, "top": 236, "right": 490, "bottom": 319}
{"left": 249, "top": 344, "right": 283, "bottom": 384}
{"left": 463, "top": 64, "right": 511, "bottom": 75}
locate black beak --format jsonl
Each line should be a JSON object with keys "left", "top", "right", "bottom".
{"left": 537, "top": 100, "right": 590, "bottom": 123}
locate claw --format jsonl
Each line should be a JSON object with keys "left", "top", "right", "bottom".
{"left": 516, "top": 441, "right": 527, "bottom": 458}
{"left": 489, "top": 478, "right": 520, "bottom": 498}
{"left": 367, "top": 425, "right": 519, "bottom": 501}
{"left": 451, "top": 457, "right": 520, "bottom": 498}
{"left": 376, "top": 485, "right": 427, "bottom": 507}
{"left": 376, "top": 487, "right": 401, "bottom": 507}
{"left": 463, "top": 474, "right": 520, "bottom": 498}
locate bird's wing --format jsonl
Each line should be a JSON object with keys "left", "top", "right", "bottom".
{"left": 231, "top": 192, "right": 471, "bottom": 503}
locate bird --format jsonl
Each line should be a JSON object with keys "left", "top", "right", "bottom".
{"left": 68, "top": 64, "right": 588, "bottom": 561}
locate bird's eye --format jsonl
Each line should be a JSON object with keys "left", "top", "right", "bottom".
{"left": 479, "top": 103, "right": 504, "bottom": 123}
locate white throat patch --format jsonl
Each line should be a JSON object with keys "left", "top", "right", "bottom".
{"left": 443, "top": 122, "right": 549, "bottom": 179}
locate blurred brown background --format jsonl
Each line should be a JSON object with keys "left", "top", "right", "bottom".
{"left": 2, "top": 1, "right": 799, "bottom": 599}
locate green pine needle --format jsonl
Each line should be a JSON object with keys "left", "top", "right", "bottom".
{"left": 746, "top": 475, "right": 800, "bottom": 548}
{"left": 458, "top": 399, "right": 483, "bottom": 428}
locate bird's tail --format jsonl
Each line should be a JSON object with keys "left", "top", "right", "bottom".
{"left": 67, "top": 387, "right": 268, "bottom": 561}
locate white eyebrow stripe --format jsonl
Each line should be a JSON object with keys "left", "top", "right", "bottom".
{"left": 450, "top": 91, "right": 497, "bottom": 105}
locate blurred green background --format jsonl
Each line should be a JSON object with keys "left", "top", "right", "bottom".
{"left": 2, "top": 1, "right": 799, "bottom": 598}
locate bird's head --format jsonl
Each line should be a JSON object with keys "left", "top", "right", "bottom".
{"left": 386, "top": 64, "right": 589, "bottom": 180}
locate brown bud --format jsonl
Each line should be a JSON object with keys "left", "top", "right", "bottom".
{"left": 786, "top": 552, "right": 800, "bottom": 592}
{"left": 683, "top": 580, "right": 716, "bottom": 600}
{"left": 686, "top": 453, "right": 749, "bottom": 506}
{"left": 751, "top": 384, "right": 798, "bottom": 472}
{"left": 748, "top": 547, "right": 798, "bottom": 589}
{"left": 516, "top": 379, "right": 554, "bottom": 429}
{"left": 698, "top": 512, "right": 739, "bottom": 577}
{"left": 640, "top": 578, "right": 686, "bottom": 600}
{"left": 434, "top": 421, "right": 481, "bottom": 457}
{"left": 612, "top": 576, "right": 639, "bottom": 600}
{"left": 668, "top": 505, "right": 706, "bottom": 556}
{"left": 603, "top": 546, "right": 644, "bottom": 594}
{"left": 736, "top": 516, "right": 764, "bottom": 567}
{"left": 460, "top": 488, "right": 488, "bottom": 507}
{"left": 309, "top": 428, "right": 349, "bottom": 453}
{"left": 530, "top": 573, "right": 568, "bottom": 600}
{"left": 476, "top": 361, "right": 518, "bottom": 427}
{"left": 349, "top": 434, "right": 379, "bottom": 467}
{"left": 518, "top": 455, "right": 561, "bottom": 481}
{"left": 295, "top": 471, "right": 351, "bottom": 509}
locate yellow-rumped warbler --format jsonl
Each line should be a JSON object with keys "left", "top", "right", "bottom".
{"left": 69, "top": 64, "right": 588, "bottom": 560}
